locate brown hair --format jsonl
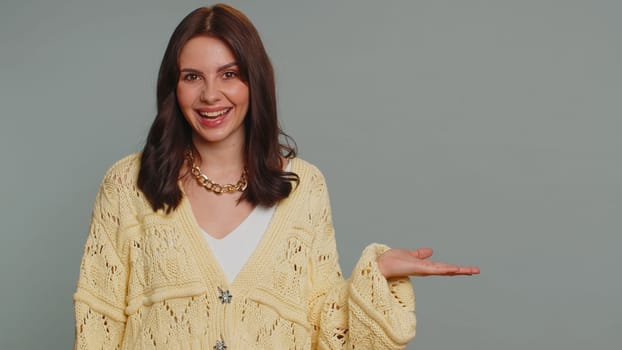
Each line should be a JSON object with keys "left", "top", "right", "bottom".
{"left": 138, "top": 4, "right": 298, "bottom": 213}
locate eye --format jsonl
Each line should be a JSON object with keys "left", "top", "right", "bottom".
{"left": 222, "top": 70, "right": 239, "bottom": 80}
{"left": 182, "top": 73, "right": 200, "bottom": 81}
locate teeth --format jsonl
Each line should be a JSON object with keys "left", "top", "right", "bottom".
{"left": 199, "top": 108, "right": 229, "bottom": 118}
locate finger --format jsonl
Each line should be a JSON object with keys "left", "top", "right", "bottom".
{"left": 457, "top": 266, "right": 480, "bottom": 275}
{"left": 430, "top": 265, "right": 480, "bottom": 276}
{"left": 409, "top": 248, "right": 433, "bottom": 259}
{"left": 411, "top": 260, "right": 461, "bottom": 276}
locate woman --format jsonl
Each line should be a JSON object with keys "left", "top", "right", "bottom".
{"left": 73, "top": 4, "right": 479, "bottom": 349}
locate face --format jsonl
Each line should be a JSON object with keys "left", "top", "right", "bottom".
{"left": 176, "top": 36, "right": 249, "bottom": 149}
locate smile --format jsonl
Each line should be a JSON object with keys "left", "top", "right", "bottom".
{"left": 198, "top": 108, "right": 231, "bottom": 119}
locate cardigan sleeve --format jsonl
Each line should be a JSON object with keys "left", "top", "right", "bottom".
{"left": 73, "top": 169, "right": 129, "bottom": 349}
{"left": 306, "top": 169, "right": 416, "bottom": 349}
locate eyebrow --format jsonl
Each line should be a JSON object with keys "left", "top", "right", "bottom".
{"left": 179, "top": 62, "right": 239, "bottom": 74}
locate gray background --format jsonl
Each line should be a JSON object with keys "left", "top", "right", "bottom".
{"left": 1, "top": 0, "right": 620, "bottom": 349}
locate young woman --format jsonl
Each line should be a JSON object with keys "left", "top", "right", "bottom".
{"left": 73, "top": 4, "right": 479, "bottom": 349}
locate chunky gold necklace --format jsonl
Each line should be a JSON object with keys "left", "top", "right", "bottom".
{"left": 185, "top": 151, "right": 247, "bottom": 194}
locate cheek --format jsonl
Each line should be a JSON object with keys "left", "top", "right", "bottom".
{"left": 225, "top": 83, "right": 249, "bottom": 107}
{"left": 176, "top": 84, "right": 195, "bottom": 109}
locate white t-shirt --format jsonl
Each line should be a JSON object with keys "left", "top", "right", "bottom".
{"left": 202, "top": 161, "right": 290, "bottom": 283}
{"left": 202, "top": 204, "right": 276, "bottom": 284}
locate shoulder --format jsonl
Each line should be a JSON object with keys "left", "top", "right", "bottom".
{"left": 101, "top": 153, "right": 141, "bottom": 185}
{"left": 289, "top": 157, "right": 325, "bottom": 182}
{"left": 94, "top": 153, "right": 154, "bottom": 218}
{"left": 97, "top": 153, "right": 142, "bottom": 196}
{"left": 288, "top": 157, "right": 331, "bottom": 200}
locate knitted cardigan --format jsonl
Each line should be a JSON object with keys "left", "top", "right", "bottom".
{"left": 73, "top": 154, "right": 416, "bottom": 349}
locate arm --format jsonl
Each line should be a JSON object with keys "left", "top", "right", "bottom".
{"left": 306, "top": 171, "right": 416, "bottom": 349}
{"left": 73, "top": 172, "right": 128, "bottom": 349}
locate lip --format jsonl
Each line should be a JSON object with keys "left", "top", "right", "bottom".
{"left": 196, "top": 106, "right": 232, "bottom": 114}
{"left": 195, "top": 107, "right": 231, "bottom": 128}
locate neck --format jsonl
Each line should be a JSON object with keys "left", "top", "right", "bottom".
{"left": 191, "top": 136, "right": 245, "bottom": 178}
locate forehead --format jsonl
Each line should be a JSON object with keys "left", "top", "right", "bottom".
{"left": 178, "top": 36, "right": 236, "bottom": 68}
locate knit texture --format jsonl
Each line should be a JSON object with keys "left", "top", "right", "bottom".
{"left": 74, "top": 154, "right": 416, "bottom": 349}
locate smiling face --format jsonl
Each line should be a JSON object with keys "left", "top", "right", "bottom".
{"left": 176, "top": 36, "right": 250, "bottom": 150}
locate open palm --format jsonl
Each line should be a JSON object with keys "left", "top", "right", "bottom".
{"left": 377, "top": 248, "right": 480, "bottom": 278}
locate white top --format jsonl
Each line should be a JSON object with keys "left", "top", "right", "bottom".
{"left": 202, "top": 161, "right": 291, "bottom": 283}
{"left": 203, "top": 204, "right": 276, "bottom": 283}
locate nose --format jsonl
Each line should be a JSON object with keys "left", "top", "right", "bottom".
{"left": 200, "top": 79, "right": 221, "bottom": 104}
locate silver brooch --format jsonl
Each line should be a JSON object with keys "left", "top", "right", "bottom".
{"left": 214, "top": 340, "right": 227, "bottom": 350}
{"left": 218, "top": 287, "right": 233, "bottom": 304}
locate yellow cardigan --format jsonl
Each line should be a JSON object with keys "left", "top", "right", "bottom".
{"left": 74, "top": 154, "right": 416, "bottom": 349}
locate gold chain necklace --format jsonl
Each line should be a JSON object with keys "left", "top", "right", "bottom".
{"left": 185, "top": 151, "right": 247, "bottom": 194}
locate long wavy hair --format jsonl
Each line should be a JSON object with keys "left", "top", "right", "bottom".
{"left": 138, "top": 4, "right": 298, "bottom": 213}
